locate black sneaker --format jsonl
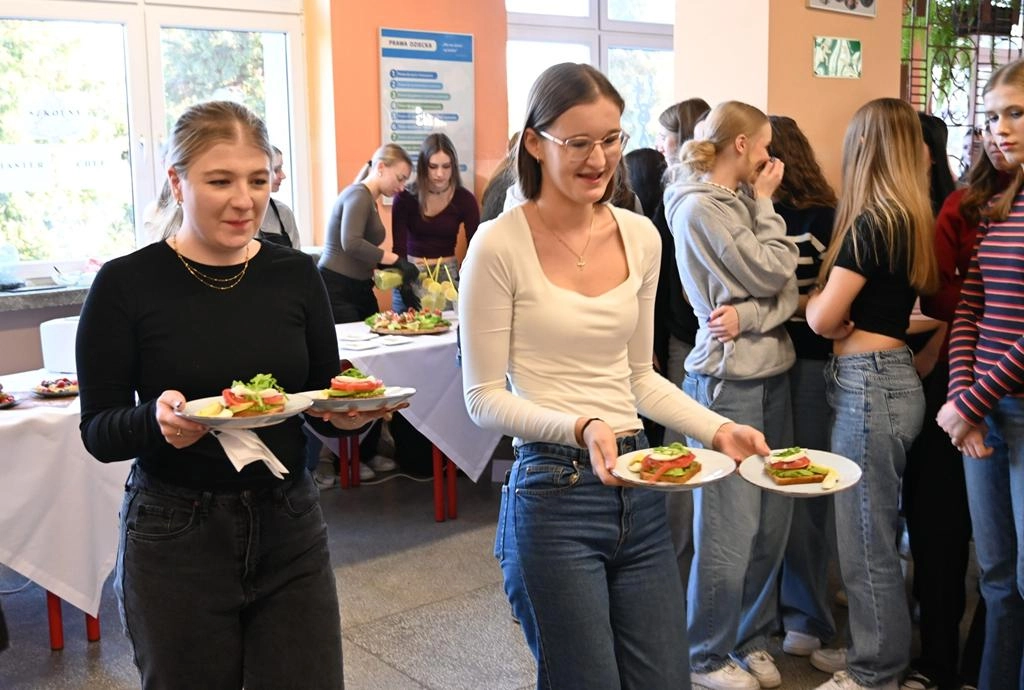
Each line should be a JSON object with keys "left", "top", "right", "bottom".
{"left": 900, "top": 671, "right": 938, "bottom": 690}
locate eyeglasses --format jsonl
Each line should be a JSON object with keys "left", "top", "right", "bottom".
{"left": 538, "top": 130, "right": 629, "bottom": 162}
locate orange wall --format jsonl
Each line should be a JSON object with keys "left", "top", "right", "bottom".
{"left": 768, "top": 1, "right": 903, "bottom": 189}
{"left": 330, "top": 0, "right": 508, "bottom": 208}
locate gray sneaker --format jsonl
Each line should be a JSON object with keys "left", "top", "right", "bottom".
{"left": 810, "top": 648, "right": 847, "bottom": 674}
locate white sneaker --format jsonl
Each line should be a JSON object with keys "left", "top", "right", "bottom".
{"left": 368, "top": 454, "right": 397, "bottom": 472}
{"left": 359, "top": 463, "right": 376, "bottom": 481}
{"left": 313, "top": 470, "right": 337, "bottom": 490}
{"left": 738, "top": 650, "right": 781, "bottom": 688}
{"left": 783, "top": 630, "right": 822, "bottom": 656}
{"left": 814, "top": 671, "right": 897, "bottom": 690}
{"left": 691, "top": 660, "right": 760, "bottom": 690}
{"left": 810, "top": 648, "right": 847, "bottom": 674}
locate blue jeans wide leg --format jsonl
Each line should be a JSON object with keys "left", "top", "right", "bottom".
{"left": 665, "top": 336, "right": 696, "bottom": 596}
{"left": 116, "top": 467, "right": 343, "bottom": 690}
{"left": 965, "top": 396, "right": 1024, "bottom": 690}
{"left": 684, "top": 373, "right": 794, "bottom": 670}
{"left": 781, "top": 358, "right": 837, "bottom": 643}
{"left": 826, "top": 349, "right": 922, "bottom": 687}
{"left": 497, "top": 435, "right": 689, "bottom": 690}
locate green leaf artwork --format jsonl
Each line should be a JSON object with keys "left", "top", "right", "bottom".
{"left": 813, "top": 36, "right": 863, "bottom": 79}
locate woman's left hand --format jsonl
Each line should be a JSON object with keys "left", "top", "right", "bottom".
{"left": 711, "top": 422, "right": 771, "bottom": 463}
{"left": 936, "top": 401, "right": 973, "bottom": 446}
{"left": 306, "top": 402, "right": 410, "bottom": 430}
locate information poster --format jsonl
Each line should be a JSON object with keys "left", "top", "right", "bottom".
{"left": 379, "top": 28, "right": 475, "bottom": 187}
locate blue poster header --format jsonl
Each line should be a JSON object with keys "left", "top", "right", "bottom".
{"left": 380, "top": 28, "right": 473, "bottom": 63}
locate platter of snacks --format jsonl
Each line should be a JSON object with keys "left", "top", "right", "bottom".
{"left": 738, "top": 447, "right": 862, "bottom": 496}
{"left": 33, "top": 377, "right": 79, "bottom": 398}
{"left": 0, "top": 383, "right": 18, "bottom": 409}
{"left": 300, "top": 368, "right": 415, "bottom": 412}
{"left": 612, "top": 443, "right": 736, "bottom": 491}
{"left": 175, "top": 374, "right": 312, "bottom": 430}
{"left": 366, "top": 308, "right": 451, "bottom": 335}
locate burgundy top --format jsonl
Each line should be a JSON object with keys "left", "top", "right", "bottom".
{"left": 391, "top": 186, "right": 480, "bottom": 259}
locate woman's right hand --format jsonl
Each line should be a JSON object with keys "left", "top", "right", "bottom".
{"left": 578, "top": 418, "right": 625, "bottom": 486}
{"left": 753, "top": 157, "right": 784, "bottom": 199}
{"left": 155, "top": 390, "right": 208, "bottom": 449}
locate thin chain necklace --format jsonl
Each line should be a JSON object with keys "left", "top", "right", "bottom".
{"left": 172, "top": 238, "right": 250, "bottom": 290}
{"left": 534, "top": 202, "right": 595, "bottom": 270}
{"left": 704, "top": 180, "right": 738, "bottom": 196}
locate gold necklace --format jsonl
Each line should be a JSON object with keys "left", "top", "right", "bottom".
{"left": 172, "top": 238, "right": 250, "bottom": 290}
{"left": 534, "top": 202, "right": 595, "bottom": 270}
{"left": 704, "top": 180, "right": 738, "bottom": 196}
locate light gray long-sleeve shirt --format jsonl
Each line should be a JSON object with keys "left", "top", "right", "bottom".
{"left": 664, "top": 181, "right": 799, "bottom": 380}
{"left": 318, "top": 184, "right": 385, "bottom": 279}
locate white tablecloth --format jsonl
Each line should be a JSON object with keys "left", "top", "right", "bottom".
{"left": 335, "top": 320, "right": 501, "bottom": 482}
{"left": 0, "top": 370, "right": 129, "bottom": 616}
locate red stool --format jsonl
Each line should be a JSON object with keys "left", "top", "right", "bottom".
{"left": 336, "top": 434, "right": 361, "bottom": 488}
{"left": 46, "top": 590, "right": 100, "bottom": 650}
{"left": 432, "top": 445, "right": 458, "bottom": 522}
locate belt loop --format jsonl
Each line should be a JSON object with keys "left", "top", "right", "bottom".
{"left": 199, "top": 491, "right": 213, "bottom": 517}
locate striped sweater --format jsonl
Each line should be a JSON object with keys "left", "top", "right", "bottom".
{"left": 948, "top": 187, "right": 1024, "bottom": 424}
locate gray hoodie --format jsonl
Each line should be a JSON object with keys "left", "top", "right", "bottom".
{"left": 663, "top": 181, "right": 798, "bottom": 380}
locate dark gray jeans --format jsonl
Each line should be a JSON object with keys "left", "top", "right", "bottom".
{"left": 115, "top": 466, "right": 343, "bottom": 689}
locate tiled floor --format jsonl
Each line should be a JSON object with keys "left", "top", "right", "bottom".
{"left": 0, "top": 469, "right": 976, "bottom": 689}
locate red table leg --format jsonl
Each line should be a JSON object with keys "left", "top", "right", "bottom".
{"left": 46, "top": 590, "right": 64, "bottom": 651}
{"left": 446, "top": 451, "right": 458, "bottom": 520}
{"left": 338, "top": 436, "right": 351, "bottom": 489}
{"left": 432, "top": 445, "right": 444, "bottom": 522}
{"left": 350, "top": 436, "right": 361, "bottom": 488}
{"left": 85, "top": 614, "right": 100, "bottom": 642}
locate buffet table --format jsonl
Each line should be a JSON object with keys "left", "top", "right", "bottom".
{"left": 0, "top": 369, "right": 130, "bottom": 647}
{"left": 335, "top": 319, "right": 501, "bottom": 484}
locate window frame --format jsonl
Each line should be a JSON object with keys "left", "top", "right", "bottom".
{"left": 0, "top": 0, "right": 309, "bottom": 276}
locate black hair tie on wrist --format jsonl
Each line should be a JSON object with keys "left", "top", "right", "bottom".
{"left": 580, "top": 417, "right": 603, "bottom": 443}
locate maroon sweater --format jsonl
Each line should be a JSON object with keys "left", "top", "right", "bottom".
{"left": 391, "top": 187, "right": 480, "bottom": 259}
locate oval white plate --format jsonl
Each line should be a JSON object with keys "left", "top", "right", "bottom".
{"left": 738, "top": 448, "right": 862, "bottom": 496}
{"left": 299, "top": 386, "right": 416, "bottom": 412}
{"left": 175, "top": 394, "right": 313, "bottom": 429}
{"left": 611, "top": 447, "right": 736, "bottom": 492}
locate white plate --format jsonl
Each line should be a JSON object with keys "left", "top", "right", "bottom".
{"left": 611, "top": 447, "right": 736, "bottom": 491}
{"left": 338, "top": 340, "right": 382, "bottom": 351}
{"left": 175, "top": 394, "right": 313, "bottom": 429}
{"left": 375, "top": 335, "right": 416, "bottom": 346}
{"left": 338, "top": 331, "right": 379, "bottom": 342}
{"left": 299, "top": 386, "right": 416, "bottom": 412}
{"left": 738, "top": 449, "right": 862, "bottom": 496}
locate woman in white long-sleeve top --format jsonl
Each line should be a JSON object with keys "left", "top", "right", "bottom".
{"left": 459, "top": 63, "right": 770, "bottom": 690}
{"left": 664, "top": 100, "right": 799, "bottom": 690}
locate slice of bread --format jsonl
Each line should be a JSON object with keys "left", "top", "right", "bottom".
{"left": 768, "top": 471, "right": 826, "bottom": 486}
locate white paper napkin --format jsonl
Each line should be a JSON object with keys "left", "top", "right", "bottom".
{"left": 211, "top": 429, "right": 290, "bottom": 479}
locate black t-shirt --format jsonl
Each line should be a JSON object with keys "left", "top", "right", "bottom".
{"left": 77, "top": 240, "right": 343, "bottom": 490}
{"left": 777, "top": 203, "right": 834, "bottom": 360}
{"left": 653, "top": 199, "right": 699, "bottom": 368}
{"left": 833, "top": 215, "right": 916, "bottom": 341}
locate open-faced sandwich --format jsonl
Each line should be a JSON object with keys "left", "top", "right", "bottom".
{"left": 325, "top": 368, "right": 386, "bottom": 399}
{"left": 197, "top": 373, "right": 287, "bottom": 418}
{"left": 764, "top": 447, "right": 831, "bottom": 485}
{"left": 34, "top": 377, "right": 78, "bottom": 395}
{"left": 628, "top": 442, "right": 701, "bottom": 484}
{"left": 365, "top": 308, "right": 450, "bottom": 333}
{"left": 0, "top": 383, "right": 14, "bottom": 406}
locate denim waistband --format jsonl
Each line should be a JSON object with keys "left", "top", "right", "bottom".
{"left": 516, "top": 431, "right": 645, "bottom": 464}
{"left": 127, "top": 464, "right": 307, "bottom": 503}
{"left": 830, "top": 346, "right": 913, "bottom": 371}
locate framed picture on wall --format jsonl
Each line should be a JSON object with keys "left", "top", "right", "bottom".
{"left": 807, "top": 0, "right": 876, "bottom": 17}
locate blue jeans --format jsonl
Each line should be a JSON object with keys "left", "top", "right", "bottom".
{"left": 826, "top": 348, "right": 922, "bottom": 686}
{"left": 684, "top": 372, "right": 794, "bottom": 671}
{"left": 781, "top": 358, "right": 837, "bottom": 643}
{"left": 498, "top": 432, "right": 690, "bottom": 690}
{"left": 966, "top": 396, "right": 1024, "bottom": 690}
{"left": 115, "top": 466, "right": 343, "bottom": 689}
{"left": 665, "top": 335, "right": 696, "bottom": 594}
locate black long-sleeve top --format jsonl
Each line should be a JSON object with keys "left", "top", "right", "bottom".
{"left": 77, "top": 240, "right": 343, "bottom": 490}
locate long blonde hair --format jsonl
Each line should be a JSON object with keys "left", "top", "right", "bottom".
{"left": 981, "top": 58, "right": 1024, "bottom": 222}
{"left": 354, "top": 144, "right": 412, "bottom": 185}
{"left": 819, "top": 98, "right": 938, "bottom": 295}
{"left": 672, "top": 101, "right": 767, "bottom": 183}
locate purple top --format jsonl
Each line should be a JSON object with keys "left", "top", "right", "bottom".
{"left": 392, "top": 186, "right": 480, "bottom": 258}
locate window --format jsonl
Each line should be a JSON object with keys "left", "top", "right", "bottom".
{"left": 506, "top": 0, "right": 673, "bottom": 151}
{"left": 0, "top": 0, "right": 306, "bottom": 275}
